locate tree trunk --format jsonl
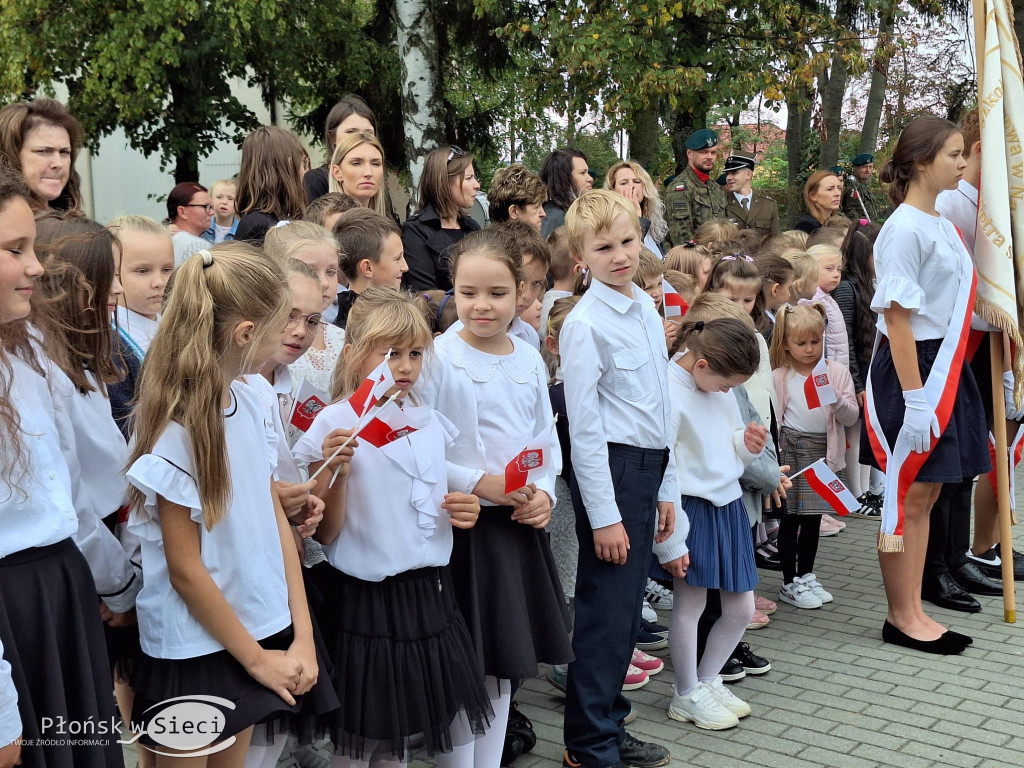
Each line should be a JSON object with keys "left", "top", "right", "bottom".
{"left": 859, "top": 9, "right": 894, "bottom": 155}
{"left": 818, "top": 49, "right": 848, "bottom": 169}
{"left": 785, "top": 89, "right": 813, "bottom": 227}
{"left": 395, "top": 0, "right": 446, "bottom": 210}
{"left": 670, "top": 110, "right": 699, "bottom": 174}
{"left": 168, "top": 76, "right": 199, "bottom": 183}
{"left": 1014, "top": 0, "right": 1024, "bottom": 62}
{"left": 628, "top": 107, "right": 660, "bottom": 168}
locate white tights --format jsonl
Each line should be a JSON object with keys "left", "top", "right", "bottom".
{"left": 436, "top": 676, "right": 511, "bottom": 768}
{"left": 669, "top": 579, "right": 754, "bottom": 694}
{"left": 243, "top": 732, "right": 288, "bottom": 768}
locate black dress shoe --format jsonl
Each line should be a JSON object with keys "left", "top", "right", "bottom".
{"left": 882, "top": 620, "right": 967, "bottom": 655}
{"left": 953, "top": 562, "right": 1003, "bottom": 596}
{"left": 922, "top": 572, "right": 981, "bottom": 612}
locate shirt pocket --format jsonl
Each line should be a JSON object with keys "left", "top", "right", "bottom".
{"left": 612, "top": 348, "right": 656, "bottom": 402}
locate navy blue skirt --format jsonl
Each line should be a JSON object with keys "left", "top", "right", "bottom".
{"left": 860, "top": 338, "right": 990, "bottom": 482}
{"left": 681, "top": 495, "right": 758, "bottom": 592}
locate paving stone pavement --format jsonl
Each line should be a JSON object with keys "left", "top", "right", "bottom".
{"left": 122, "top": 492, "right": 1024, "bottom": 768}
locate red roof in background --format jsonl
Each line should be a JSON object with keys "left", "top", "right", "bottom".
{"left": 714, "top": 123, "right": 787, "bottom": 162}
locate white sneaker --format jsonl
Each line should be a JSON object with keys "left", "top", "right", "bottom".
{"left": 779, "top": 579, "right": 822, "bottom": 609}
{"left": 705, "top": 676, "right": 751, "bottom": 718}
{"left": 642, "top": 598, "right": 657, "bottom": 623}
{"left": 668, "top": 681, "right": 740, "bottom": 730}
{"left": 798, "top": 573, "right": 833, "bottom": 604}
{"left": 645, "top": 579, "right": 674, "bottom": 610}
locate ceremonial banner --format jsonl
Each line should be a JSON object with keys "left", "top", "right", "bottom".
{"left": 976, "top": 0, "right": 1024, "bottom": 401}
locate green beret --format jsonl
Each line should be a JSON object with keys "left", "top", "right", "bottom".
{"left": 716, "top": 172, "right": 727, "bottom": 186}
{"left": 829, "top": 165, "right": 843, "bottom": 176}
{"left": 685, "top": 129, "right": 719, "bottom": 151}
{"left": 852, "top": 153, "right": 874, "bottom": 166}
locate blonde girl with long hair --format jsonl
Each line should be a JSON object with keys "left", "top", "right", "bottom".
{"left": 293, "top": 288, "right": 491, "bottom": 767}
{"left": 124, "top": 243, "right": 324, "bottom": 768}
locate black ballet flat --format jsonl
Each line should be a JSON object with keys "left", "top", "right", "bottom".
{"left": 882, "top": 620, "right": 967, "bottom": 655}
{"left": 942, "top": 629, "right": 974, "bottom": 646}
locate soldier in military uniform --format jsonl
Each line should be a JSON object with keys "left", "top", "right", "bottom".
{"left": 841, "top": 152, "right": 885, "bottom": 222}
{"left": 724, "top": 151, "right": 780, "bottom": 237}
{"left": 664, "top": 128, "right": 729, "bottom": 246}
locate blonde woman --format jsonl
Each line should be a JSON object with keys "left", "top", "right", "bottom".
{"left": 328, "top": 131, "right": 390, "bottom": 219}
{"left": 605, "top": 160, "right": 668, "bottom": 254}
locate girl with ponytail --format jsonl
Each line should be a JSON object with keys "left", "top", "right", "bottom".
{"left": 125, "top": 243, "right": 329, "bottom": 764}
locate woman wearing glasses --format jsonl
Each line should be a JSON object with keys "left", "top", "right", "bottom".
{"left": 401, "top": 146, "right": 481, "bottom": 291}
{"left": 165, "top": 182, "right": 214, "bottom": 267}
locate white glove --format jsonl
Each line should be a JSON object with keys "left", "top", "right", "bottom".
{"left": 1004, "top": 371, "right": 1023, "bottom": 421}
{"left": 902, "top": 388, "right": 940, "bottom": 454}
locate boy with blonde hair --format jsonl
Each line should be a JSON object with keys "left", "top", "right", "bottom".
{"left": 560, "top": 189, "right": 680, "bottom": 768}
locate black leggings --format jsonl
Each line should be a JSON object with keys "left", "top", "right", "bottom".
{"left": 778, "top": 514, "right": 822, "bottom": 584}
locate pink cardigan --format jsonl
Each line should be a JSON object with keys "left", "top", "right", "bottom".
{"left": 772, "top": 360, "right": 859, "bottom": 471}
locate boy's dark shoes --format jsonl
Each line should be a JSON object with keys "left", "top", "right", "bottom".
{"left": 953, "top": 562, "right": 1002, "bottom": 595}
{"left": 618, "top": 734, "right": 671, "bottom": 768}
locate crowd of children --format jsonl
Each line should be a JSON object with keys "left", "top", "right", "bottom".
{"left": 0, "top": 110, "right": 999, "bottom": 768}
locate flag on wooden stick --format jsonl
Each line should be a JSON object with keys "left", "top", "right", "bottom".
{"left": 795, "top": 459, "right": 859, "bottom": 517}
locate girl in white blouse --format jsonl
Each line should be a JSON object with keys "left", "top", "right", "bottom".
{"left": 294, "top": 288, "right": 490, "bottom": 767}
{"left": 125, "top": 243, "right": 325, "bottom": 765}
{"left": 1, "top": 173, "right": 123, "bottom": 767}
{"left": 416, "top": 229, "right": 572, "bottom": 768}
{"left": 863, "top": 116, "right": 988, "bottom": 655}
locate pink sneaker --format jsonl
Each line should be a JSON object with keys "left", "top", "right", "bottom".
{"left": 631, "top": 648, "right": 665, "bottom": 675}
{"left": 754, "top": 594, "right": 777, "bottom": 615}
{"left": 822, "top": 513, "right": 846, "bottom": 531}
{"left": 746, "top": 609, "right": 770, "bottom": 630}
{"left": 621, "top": 664, "right": 649, "bottom": 691}
{"left": 820, "top": 515, "right": 841, "bottom": 537}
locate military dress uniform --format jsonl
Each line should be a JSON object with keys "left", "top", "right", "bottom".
{"left": 727, "top": 192, "right": 780, "bottom": 237}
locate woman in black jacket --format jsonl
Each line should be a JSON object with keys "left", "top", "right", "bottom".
{"left": 794, "top": 170, "right": 842, "bottom": 234}
{"left": 539, "top": 148, "right": 592, "bottom": 237}
{"left": 401, "top": 146, "right": 481, "bottom": 291}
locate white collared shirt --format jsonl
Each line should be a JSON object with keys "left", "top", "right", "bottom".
{"left": 116, "top": 306, "right": 160, "bottom": 355}
{"left": 935, "top": 179, "right": 979, "bottom": 253}
{"left": 734, "top": 192, "right": 752, "bottom": 209}
{"left": 559, "top": 280, "right": 678, "bottom": 529}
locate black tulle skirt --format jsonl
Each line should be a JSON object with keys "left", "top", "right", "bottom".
{"left": 0, "top": 539, "right": 123, "bottom": 768}
{"left": 449, "top": 505, "right": 574, "bottom": 680}
{"left": 312, "top": 564, "right": 492, "bottom": 760}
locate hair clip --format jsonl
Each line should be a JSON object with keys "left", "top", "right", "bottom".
{"left": 694, "top": 320, "right": 705, "bottom": 331}
{"left": 275, "top": 220, "right": 291, "bottom": 229}
{"left": 683, "top": 240, "right": 697, "bottom": 248}
{"left": 199, "top": 249, "right": 213, "bottom": 268}
{"left": 721, "top": 253, "right": 755, "bottom": 263}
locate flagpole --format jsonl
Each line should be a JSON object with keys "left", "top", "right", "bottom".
{"left": 990, "top": 332, "right": 1017, "bottom": 622}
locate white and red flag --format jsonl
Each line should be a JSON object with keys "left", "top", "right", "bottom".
{"left": 803, "top": 356, "right": 836, "bottom": 409}
{"left": 289, "top": 378, "right": 330, "bottom": 433}
{"left": 348, "top": 353, "right": 396, "bottom": 416}
{"left": 504, "top": 430, "right": 551, "bottom": 494}
{"left": 662, "top": 279, "right": 686, "bottom": 319}
{"left": 799, "top": 459, "right": 859, "bottom": 516}
{"left": 358, "top": 398, "right": 422, "bottom": 449}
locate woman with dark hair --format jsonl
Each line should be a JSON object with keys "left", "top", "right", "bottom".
{"left": 400, "top": 146, "right": 481, "bottom": 291}
{"left": 794, "top": 171, "right": 842, "bottom": 234}
{"left": 0, "top": 98, "right": 85, "bottom": 212}
{"left": 861, "top": 115, "right": 987, "bottom": 654}
{"left": 304, "top": 94, "right": 376, "bottom": 203}
{"left": 539, "top": 148, "right": 592, "bottom": 236}
{"left": 234, "top": 126, "right": 309, "bottom": 245}
{"left": 165, "top": 181, "right": 212, "bottom": 267}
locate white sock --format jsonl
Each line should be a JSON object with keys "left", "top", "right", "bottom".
{"left": 436, "top": 677, "right": 511, "bottom": 768}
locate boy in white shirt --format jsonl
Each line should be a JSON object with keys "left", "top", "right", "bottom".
{"left": 560, "top": 190, "right": 679, "bottom": 768}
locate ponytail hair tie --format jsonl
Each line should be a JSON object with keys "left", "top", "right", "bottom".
{"left": 694, "top": 320, "right": 704, "bottom": 331}
{"left": 437, "top": 289, "right": 453, "bottom": 326}
{"left": 199, "top": 249, "right": 214, "bottom": 268}
{"left": 275, "top": 220, "right": 291, "bottom": 229}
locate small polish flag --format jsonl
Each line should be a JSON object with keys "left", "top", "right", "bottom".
{"left": 289, "top": 379, "right": 330, "bottom": 433}
{"left": 662, "top": 279, "right": 686, "bottom": 318}
{"left": 358, "top": 398, "right": 421, "bottom": 448}
{"left": 348, "top": 353, "right": 396, "bottom": 417}
{"left": 504, "top": 430, "right": 550, "bottom": 494}
{"left": 803, "top": 357, "right": 836, "bottom": 409}
{"left": 802, "top": 459, "right": 859, "bottom": 516}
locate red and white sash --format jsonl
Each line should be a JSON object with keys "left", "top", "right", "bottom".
{"left": 987, "top": 423, "right": 1024, "bottom": 515}
{"left": 863, "top": 267, "right": 977, "bottom": 552}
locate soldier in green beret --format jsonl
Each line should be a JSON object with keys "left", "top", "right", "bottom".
{"left": 664, "top": 128, "right": 729, "bottom": 246}
{"left": 842, "top": 153, "right": 885, "bottom": 222}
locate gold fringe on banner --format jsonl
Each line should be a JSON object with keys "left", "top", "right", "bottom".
{"left": 877, "top": 532, "right": 905, "bottom": 553}
{"left": 974, "top": 297, "right": 1024, "bottom": 408}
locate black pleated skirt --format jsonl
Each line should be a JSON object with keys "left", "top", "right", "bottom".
{"left": 861, "top": 338, "right": 991, "bottom": 482}
{"left": 0, "top": 538, "right": 123, "bottom": 768}
{"left": 312, "top": 564, "right": 492, "bottom": 761}
{"left": 449, "top": 505, "right": 573, "bottom": 680}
